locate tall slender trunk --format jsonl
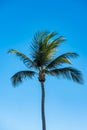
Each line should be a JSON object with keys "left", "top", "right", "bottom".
{"left": 40, "top": 81, "right": 46, "bottom": 130}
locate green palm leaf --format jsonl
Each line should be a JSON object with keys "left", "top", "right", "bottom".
{"left": 47, "top": 36, "right": 66, "bottom": 50}
{"left": 11, "top": 70, "right": 36, "bottom": 86}
{"left": 8, "top": 49, "right": 36, "bottom": 68}
{"left": 31, "top": 31, "right": 48, "bottom": 54}
{"left": 45, "top": 67, "right": 83, "bottom": 84}
{"left": 46, "top": 52, "right": 78, "bottom": 69}
{"left": 43, "top": 31, "right": 57, "bottom": 47}
{"left": 44, "top": 36, "right": 66, "bottom": 59}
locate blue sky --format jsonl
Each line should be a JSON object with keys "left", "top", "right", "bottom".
{"left": 0, "top": 0, "right": 87, "bottom": 130}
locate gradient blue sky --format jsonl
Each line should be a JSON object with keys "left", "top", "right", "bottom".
{"left": 0, "top": 0, "right": 87, "bottom": 130}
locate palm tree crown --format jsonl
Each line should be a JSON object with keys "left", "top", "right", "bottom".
{"left": 8, "top": 31, "right": 83, "bottom": 85}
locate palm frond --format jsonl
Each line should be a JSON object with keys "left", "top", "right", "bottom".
{"left": 43, "top": 31, "right": 57, "bottom": 47}
{"left": 8, "top": 49, "right": 36, "bottom": 68}
{"left": 11, "top": 70, "right": 36, "bottom": 86}
{"left": 47, "top": 36, "right": 66, "bottom": 50}
{"left": 45, "top": 67, "right": 83, "bottom": 84}
{"left": 46, "top": 52, "right": 78, "bottom": 69}
{"left": 31, "top": 31, "right": 48, "bottom": 53}
{"left": 44, "top": 36, "right": 66, "bottom": 59}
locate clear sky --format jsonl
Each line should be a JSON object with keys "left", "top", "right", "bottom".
{"left": 0, "top": 0, "right": 87, "bottom": 130}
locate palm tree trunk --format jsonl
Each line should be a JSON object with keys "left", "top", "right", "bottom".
{"left": 40, "top": 81, "right": 46, "bottom": 130}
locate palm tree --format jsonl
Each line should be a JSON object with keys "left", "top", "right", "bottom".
{"left": 8, "top": 31, "right": 83, "bottom": 130}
